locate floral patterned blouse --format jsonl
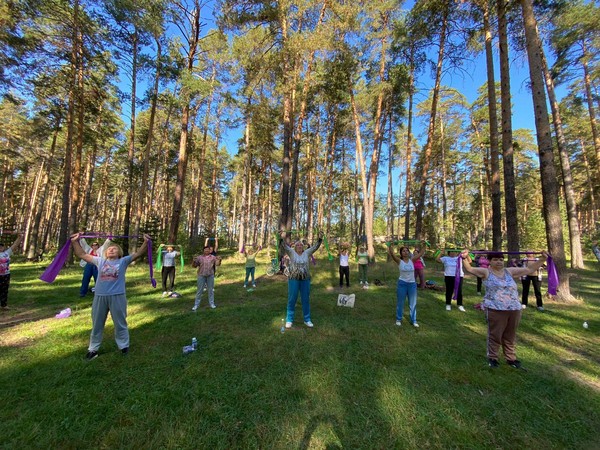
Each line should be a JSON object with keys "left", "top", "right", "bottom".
{"left": 483, "top": 269, "right": 521, "bottom": 311}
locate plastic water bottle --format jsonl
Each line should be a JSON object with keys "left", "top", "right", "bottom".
{"left": 280, "top": 319, "right": 285, "bottom": 334}
{"left": 192, "top": 337, "right": 198, "bottom": 350}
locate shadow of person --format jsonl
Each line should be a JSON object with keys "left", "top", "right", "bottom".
{"left": 299, "top": 414, "right": 343, "bottom": 450}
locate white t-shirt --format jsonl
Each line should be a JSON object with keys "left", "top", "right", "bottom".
{"left": 340, "top": 254, "right": 349, "bottom": 267}
{"left": 440, "top": 256, "right": 464, "bottom": 277}
{"left": 399, "top": 259, "right": 416, "bottom": 283}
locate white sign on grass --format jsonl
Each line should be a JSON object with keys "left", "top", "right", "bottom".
{"left": 337, "top": 294, "right": 355, "bottom": 308}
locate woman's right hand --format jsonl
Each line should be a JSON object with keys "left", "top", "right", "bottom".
{"left": 70, "top": 232, "right": 81, "bottom": 242}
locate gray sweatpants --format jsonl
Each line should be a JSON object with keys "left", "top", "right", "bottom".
{"left": 88, "top": 294, "right": 129, "bottom": 351}
{"left": 194, "top": 275, "right": 215, "bottom": 308}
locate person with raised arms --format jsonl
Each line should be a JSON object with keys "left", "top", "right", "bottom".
{"left": 78, "top": 236, "right": 111, "bottom": 297}
{"left": 461, "top": 249, "right": 548, "bottom": 369}
{"left": 158, "top": 244, "right": 181, "bottom": 297}
{"left": 242, "top": 244, "right": 263, "bottom": 288}
{"left": 388, "top": 241, "right": 427, "bottom": 328}
{"left": 356, "top": 244, "right": 369, "bottom": 288}
{"left": 281, "top": 231, "right": 323, "bottom": 329}
{"left": 192, "top": 245, "right": 222, "bottom": 311}
{"left": 338, "top": 243, "right": 351, "bottom": 288}
{"left": 0, "top": 233, "right": 23, "bottom": 310}
{"left": 71, "top": 232, "right": 151, "bottom": 360}
{"left": 437, "top": 249, "right": 466, "bottom": 312}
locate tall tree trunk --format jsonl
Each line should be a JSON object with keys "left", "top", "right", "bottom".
{"left": 581, "top": 50, "right": 600, "bottom": 182}
{"left": 580, "top": 139, "right": 598, "bottom": 227}
{"left": 520, "top": 0, "right": 571, "bottom": 300}
{"left": 27, "top": 116, "right": 60, "bottom": 259}
{"left": 134, "top": 37, "right": 161, "bottom": 242}
{"left": 124, "top": 28, "right": 138, "bottom": 254}
{"left": 238, "top": 119, "right": 250, "bottom": 253}
{"left": 415, "top": 5, "right": 448, "bottom": 239}
{"left": 498, "top": 0, "right": 519, "bottom": 252}
{"left": 169, "top": 2, "right": 201, "bottom": 243}
{"left": 540, "top": 49, "right": 583, "bottom": 268}
{"left": 58, "top": 0, "right": 80, "bottom": 250}
{"left": 483, "top": 0, "right": 502, "bottom": 250}
{"left": 386, "top": 111, "right": 394, "bottom": 239}
{"left": 404, "top": 43, "right": 415, "bottom": 240}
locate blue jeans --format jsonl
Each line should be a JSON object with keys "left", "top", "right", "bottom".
{"left": 80, "top": 263, "right": 98, "bottom": 297}
{"left": 244, "top": 267, "right": 255, "bottom": 284}
{"left": 286, "top": 278, "right": 311, "bottom": 323}
{"left": 396, "top": 279, "right": 417, "bottom": 324}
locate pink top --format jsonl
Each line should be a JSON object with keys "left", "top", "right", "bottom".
{"left": 413, "top": 258, "right": 425, "bottom": 270}
{"left": 478, "top": 256, "right": 490, "bottom": 269}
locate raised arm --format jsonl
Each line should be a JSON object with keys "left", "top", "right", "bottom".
{"left": 411, "top": 241, "right": 427, "bottom": 262}
{"left": 306, "top": 233, "right": 323, "bottom": 256}
{"left": 71, "top": 233, "right": 94, "bottom": 263}
{"left": 508, "top": 251, "right": 548, "bottom": 278}
{"left": 10, "top": 234, "right": 23, "bottom": 253}
{"left": 130, "top": 234, "right": 151, "bottom": 262}
{"left": 461, "top": 250, "right": 487, "bottom": 278}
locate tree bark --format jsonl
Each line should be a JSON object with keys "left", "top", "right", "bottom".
{"left": 520, "top": 0, "right": 572, "bottom": 300}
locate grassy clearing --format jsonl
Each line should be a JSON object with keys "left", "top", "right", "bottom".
{"left": 1, "top": 250, "right": 599, "bottom": 449}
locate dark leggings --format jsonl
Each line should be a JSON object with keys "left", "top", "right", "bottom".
{"left": 162, "top": 266, "right": 176, "bottom": 291}
{"left": 521, "top": 276, "right": 543, "bottom": 307}
{"left": 445, "top": 276, "right": 463, "bottom": 306}
{"left": 339, "top": 266, "right": 350, "bottom": 287}
{"left": 0, "top": 274, "right": 10, "bottom": 307}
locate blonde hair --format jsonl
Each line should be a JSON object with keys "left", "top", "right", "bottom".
{"left": 104, "top": 243, "right": 123, "bottom": 258}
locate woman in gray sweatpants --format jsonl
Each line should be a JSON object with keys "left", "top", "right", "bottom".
{"left": 71, "top": 233, "right": 150, "bottom": 360}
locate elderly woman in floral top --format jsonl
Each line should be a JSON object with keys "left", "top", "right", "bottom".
{"left": 461, "top": 249, "right": 547, "bottom": 369}
{"left": 280, "top": 232, "right": 323, "bottom": 329}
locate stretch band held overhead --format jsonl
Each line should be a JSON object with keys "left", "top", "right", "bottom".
{"left": 40, "top": 234, "right": 156, "bottom": 287}
{"left": 454, "top": 251, "right": 558, "bottom": 297}
{"left": 155, "top": 244, "right": 184, "bottom": 273}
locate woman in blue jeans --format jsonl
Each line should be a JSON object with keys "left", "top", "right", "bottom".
{"left": 281, "top": 232, "right": 323, "bottom": 329}
{"left": 388, "top": 241, "right": 427, "bottom": 328}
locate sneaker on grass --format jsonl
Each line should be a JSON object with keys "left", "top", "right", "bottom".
{"left": 507, "top": 359, "right": 522, "bottom": 369}
{"left": 86, "top": 351, "right": 98, "bottom": 361}
{"left": 395, "top": 320, "right": 402, "bottom": 326}
{"left": 121, "top": 347, "right": 129, "bottom": 355}
{"left": 285, "top": 321, "right": 292, "bottom": 329}
{"left": 304, "top": 321, "right": 314, "bottom": 328}
{"left": 445, "top": 305, "right": 451, "bottom": 311}
{"left": 488, "top": 358, "right": 499, "bottom": 368}
{"left": 458, "top": 305, "right": 466, "bottom": 312}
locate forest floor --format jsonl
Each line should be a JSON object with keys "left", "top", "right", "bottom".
{"left": 0, "top": 249, "right": 599, "bottom": 449}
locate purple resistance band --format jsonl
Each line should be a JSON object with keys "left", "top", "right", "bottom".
{"left": 40, "top": 234, "right": 156, "bottom": 288}
{"left": 453, "top": 251, "right": 558, "bottom": 299}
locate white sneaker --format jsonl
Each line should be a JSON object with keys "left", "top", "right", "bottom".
{"left": 191, "top": 305, "right": 198, "bottom": 312}
{"left": 537, "top": 306, "right": 544, "bottom": 312}
{"left": 162, "top": 291, "right": 168, "bottom": 297}
{"left": 304, "top": 321, "right": 314, "bottom": 328}
{"left": 521, "top": 304, "right": 527, "bottom": 309}
{"left": 210, "top": 304, "right": 217, "bottom": 309}
{"left": 413, "top": 322, "right": 420, "bottom": 328}
{"left": 252, "top": 284, "right": 256, "bottom": 287}
{"left": 243, "top": 284, "right": 247, "bottom": 288}
{"left": 365, "top": 282, "right": 369, "bottom": 286}
{"left": 285, "top": 321, "right": 292, "bottom": 329}
{"left": 458, "top": 306, "right": 466, "bottom": 312}
{"left": 359, "top": 281, "right": 363, "bottom": 285}
{"left": 395, "top": 320, "right": 402, "bottom": 326}
{"left": 446, "top": 305, "right": 451, "bottom": 311}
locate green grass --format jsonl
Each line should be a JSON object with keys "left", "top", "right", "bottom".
{"left": 1, "top": 251, "right": 599, "bottom": 449}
